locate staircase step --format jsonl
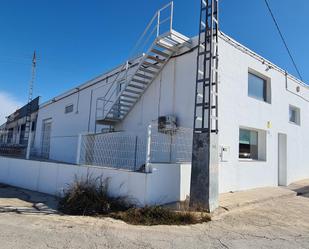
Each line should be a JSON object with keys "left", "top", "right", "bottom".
{"left": 139, "top": 67, "right": 158, "bottom": 75}
{"left": 105, "top": 117, "right": 124, "bottom": 122}
{"left": 146, "top": 55, "right": 165, "bottom": 64}
{"left": 114, "top": 103, "right": 132, "bottom": 109}
{"left": 151, "top": 48, "right": 171, "bottom": 58}
{"left": 131, "top": 78, "right": 149, "bottom": 85}
{"left": 142, "top": 61, "right": 161, "bottom": 70}
{"left": 128, "top": 84, "right": 145, "bottom": 90}
{"left": 135, "top": 73, "right": 153, "bottom": 80}
{"left": 120, "top": 98, "right": 136, "bottom": 104}
{"left": 111, "top": 105, "right": 130, "bottom": 111}
{"left": 109, "top": 109, "right": 127, "bottom": 115}
{"left": 155, "top": 42, "right": 176, "bottom": 52}
{"left": 124, "top": 89, "right": 143, "bottom": 95}
{"left": 122, "top": 94, "right": 139, "bottom": 99}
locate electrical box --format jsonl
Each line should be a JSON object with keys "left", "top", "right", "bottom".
{"left": 158, "top": 115, "right": 177, "bottom": 133}
{"left": 220, "top": 146, "right": 230, "bottom": 162}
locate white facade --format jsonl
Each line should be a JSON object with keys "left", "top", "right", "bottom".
{"left": 33, "top": 32, "right": 309, "bottom": 194}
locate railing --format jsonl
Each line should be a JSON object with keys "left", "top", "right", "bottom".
{"left": 77, "top": 123, "right": 193, "bottom": 172}
{"left": 78, "top": 131, "right": 147, "bottom": 171}
{"left": 129, "top": 1, "right": 174, "bottom": 58}
{"left": 0, "top": 144, "right": 27, "bottom": 158}
{"left": 95, "top": 2, "right": 174, "bottom": 121}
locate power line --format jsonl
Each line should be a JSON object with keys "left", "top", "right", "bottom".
{"left": 264, "top": 0, "right": 303, "bottom": 81}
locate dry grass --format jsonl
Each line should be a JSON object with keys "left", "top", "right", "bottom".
{"left": 58, "top": 175, "right": 211, "bottom": 225}
{"left": 58, "top": 175, "right": 131, "bottom": 216}
{"left": 111, "top": 206, "right": 211, "bottom": 226}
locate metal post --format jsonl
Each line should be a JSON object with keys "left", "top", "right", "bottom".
{"left": 26, "top": 129, "right": 32, "bottom": 160}
{"left": 157, "top": 11, "right": 161, "bottom": 37}
{"left": 134, "top": 136, "right": 138, "bottom": 170}
{"left": 145, "top": 124, "right": 152, "bottom": 173}
{"left": 76, "top": 133, "right": 83, "bottom": 165}
{"left": 170, "top": 1, "right": 174, "bottom": 32}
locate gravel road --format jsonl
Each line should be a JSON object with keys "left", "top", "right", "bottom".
{"left": 0, "top": 187, "right": 309, "bottom": 249}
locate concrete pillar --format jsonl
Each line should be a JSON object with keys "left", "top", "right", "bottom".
{"left": 190, "top": 133, "right": 219, "bottom": 212}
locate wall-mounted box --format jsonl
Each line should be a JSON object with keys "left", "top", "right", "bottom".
{"left": 220, "top": 146, "right": 230, "bottom": 162}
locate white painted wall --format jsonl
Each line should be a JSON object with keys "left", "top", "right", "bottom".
{"left": 0, "top": 156, "right": 189, "bottom": 206}
{"left": 33, "top": 32, "right": 309, "bottom": 194}
{"left": 34, "top": 63, "right": 139, "bottom": 163}
{"left": 218, "top": 35, "right": 309, "bottom": 192}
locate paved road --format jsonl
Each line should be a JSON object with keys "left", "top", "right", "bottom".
{"left": 0, "top": 185, "right": 309, "bottom": 249}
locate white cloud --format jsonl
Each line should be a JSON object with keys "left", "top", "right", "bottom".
{"left": 0, "top": 92, "right": 23, "bottom": 124}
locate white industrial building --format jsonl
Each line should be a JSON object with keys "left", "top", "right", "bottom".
{"left": 0, "top": 2, "right": 303, "bottom": 206}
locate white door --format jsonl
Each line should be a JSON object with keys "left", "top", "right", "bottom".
{"left": 278, "top": 133, "right": 287, "bottom": 186}
{"left": 41, "top": 119, "right": 52, "bottom": 159}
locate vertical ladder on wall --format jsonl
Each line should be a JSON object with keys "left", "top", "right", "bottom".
{"left": 190, "top": 0, "right": 219, "bottom": 212}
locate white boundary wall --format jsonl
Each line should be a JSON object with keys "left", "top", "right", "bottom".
{"left": 0, "top": 156, "right": 190, "bottom": 206}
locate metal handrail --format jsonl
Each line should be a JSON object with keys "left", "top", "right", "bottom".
{"left": 129, "top": 1, "right": 174, "bottom": 59}
{"left": 97, "top": 2, "right": 174, "bottom": 121}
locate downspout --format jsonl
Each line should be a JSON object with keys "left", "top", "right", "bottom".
{"left": 75, "top": 88, "right": 80, "bottom": 114}
{"left": 87, "top": 90, "right": 93, "bottom": 132}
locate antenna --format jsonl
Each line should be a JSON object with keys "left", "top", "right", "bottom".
{"left": 25, "top": 51, "right": 37, "bottom": 159}
{"left": 29, "top": 51, "right": 36, "bottom": 104}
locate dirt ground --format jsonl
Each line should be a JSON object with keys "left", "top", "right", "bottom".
{"left": 0, "top": 184, "right": 309, "bottom": 249}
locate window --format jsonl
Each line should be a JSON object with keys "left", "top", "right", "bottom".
{"left": 31, "top": 121, "right": 36, "bottom": 132}
{"left": 248, "top": 72, "right": 270, "bottom": 103}
{"left": 65, "top": 104, "right": 74, "bottom": 114}
{"left": 239, "top": 127, "right": 267, "bottom": 161}
{"left": 239, "top": 129, "right": 258, "bottom": 160}
{"left": 289, "top": 105, "right": 300, "bottom": 125}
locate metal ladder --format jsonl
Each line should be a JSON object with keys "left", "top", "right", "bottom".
{"left": 194, "top": 0, "right": 219, "bottom": 133}
{"left": 96, "top": 2, "right": 190, "bottom": 126}
{"left": 190, "top": 0, "right": 219, "bottom": 212}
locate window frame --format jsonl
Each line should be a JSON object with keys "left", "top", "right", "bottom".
{"left": 239, "top": 127, "right": 267, "bottom": 162}
{"left": 248, "top": 70, "right": 271, "bottom": 104}
{"left": 289, "top": 105, "right": 301, "bottom": 126}
{"left": 239, "top": 128, "right": 259, "bottom": 160}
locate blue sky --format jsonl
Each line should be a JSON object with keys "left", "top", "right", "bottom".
{"left": 0, "top": 0, "right": 308, "bottom": 107}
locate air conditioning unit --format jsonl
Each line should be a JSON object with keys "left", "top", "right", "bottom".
{"left": 158, "top": 115, "right": 177, "bottom": 133}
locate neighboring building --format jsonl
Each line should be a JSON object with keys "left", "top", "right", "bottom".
{"left": 0, "top": 97, "right": 40, "bottom": 147}
{"left": 0, "top": 123, "right": 7, "bottom": 144}
{"left": 31, "top": 4, "right": 309, "bottom": 196}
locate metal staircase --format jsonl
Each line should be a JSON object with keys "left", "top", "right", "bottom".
{"left": 96, "top": 2, "right": 190, "bottom": 126}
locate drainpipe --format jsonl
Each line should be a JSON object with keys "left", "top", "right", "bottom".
{"left": 87, "top": 90, "right": 93, "bottom": 132}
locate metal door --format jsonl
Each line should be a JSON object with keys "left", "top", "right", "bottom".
{"left": 278, "top": 133, "right": 287, "bottom": 186}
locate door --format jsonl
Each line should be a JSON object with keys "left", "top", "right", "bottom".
{"left": 278, "top": 133, "right": 287, "bottom": 186}
{"left": 41, "top": 119, "right": 52, "bottom": 159}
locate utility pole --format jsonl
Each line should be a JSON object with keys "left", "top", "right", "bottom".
{"left": 25, "top": 51, "right": 37, "bottom": 160}
{"left": 190, "top": 0, "right": 219, "bottom": 212}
